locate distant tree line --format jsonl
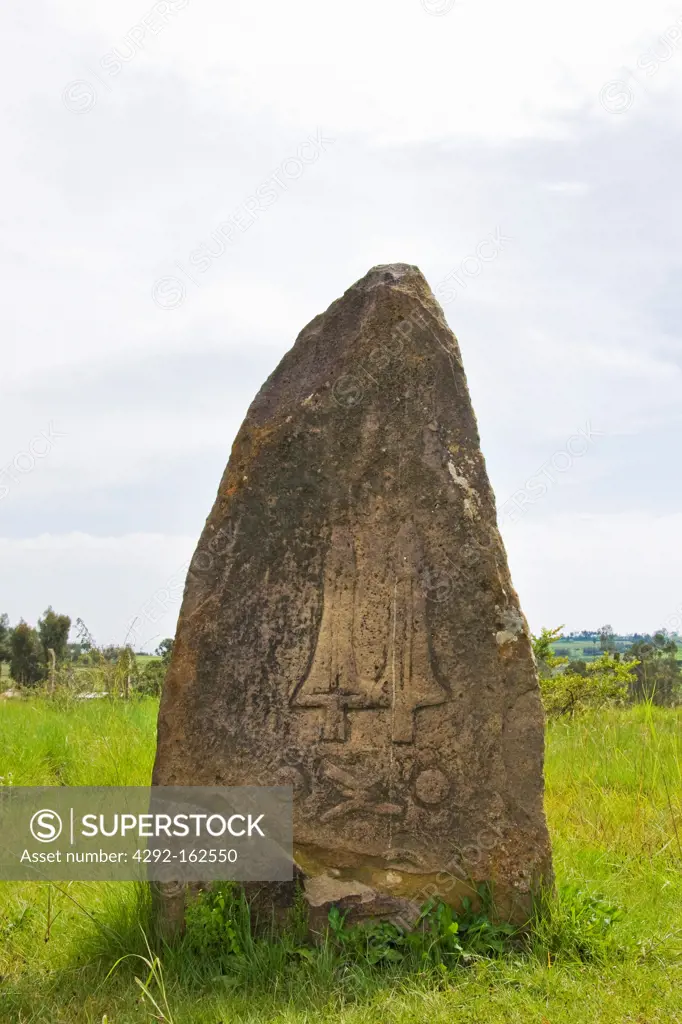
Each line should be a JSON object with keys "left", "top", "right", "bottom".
{"left": 556, "top": 625, "right": 678, "bottom": 645}
{"left": 2, "top": 605, "right": 679, "bottom": 709}
{"left": 0, "top": 610, "right": 174, "bottom": 697}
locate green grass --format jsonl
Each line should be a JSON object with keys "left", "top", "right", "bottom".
{"left": 0, "top": 700, "right": 681, "bottom": 1022}
{"left": 0, "top": 697, "right": 156, "bottom": 786}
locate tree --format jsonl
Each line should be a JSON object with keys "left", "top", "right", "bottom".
{"left": 599, "top": 624, "right": 616, "bottom": 653}
{"left": 10, "top": 622, "right": 44, "bottom": 686}
{"left": 627, "top": 631, "right": 681, "bottom": 705}
{"left": 531, "top": 626, "right": 567, "bottom": 677}
{"left": 37, "top": 607, "right": 71, "bottom": 666}
{"left": 155, "top": 638, "right": 174, "bottom": 663}
{"left": 0, "top": 614, "right": 10, "bottom": 669}
{"left": 74, "top": 618, "right": 95, "bottom": 652}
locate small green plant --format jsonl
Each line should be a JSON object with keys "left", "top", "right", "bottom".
{"left": 106, "top": 929, "right": 176, "bottom": 1023}
{"left": 531, "top": 885, "right": 625, "bottom": 964}
{"left": 326, "top": 892, "right": 517, "bottom": 969}
{"left": 184, "top": 883, "right": 246, "bottom": 964}
{"left": 327, "top": 905, "right": 406, "bottom": 965}
{"left": 420, "top": 895, "right": 517, "bottom": 958}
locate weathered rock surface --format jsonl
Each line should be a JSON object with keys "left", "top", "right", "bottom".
{"left": 152, "top": 263, "right": 553, "bottom": 932}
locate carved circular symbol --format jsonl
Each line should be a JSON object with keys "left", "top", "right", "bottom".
{"left": 414, "top": 768, "right": 450, "bottom": 805}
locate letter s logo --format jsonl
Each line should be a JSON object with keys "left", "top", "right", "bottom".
{"left": 30, "top": 809, "right": 63, "bottom": 843}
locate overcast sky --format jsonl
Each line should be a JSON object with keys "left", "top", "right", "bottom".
{"left": 2, "top": 0, "right": 681, "bottom": 648}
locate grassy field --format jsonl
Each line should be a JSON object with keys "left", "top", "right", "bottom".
{"left": 0, "top": 698, "right": 681, "bottom": 1023}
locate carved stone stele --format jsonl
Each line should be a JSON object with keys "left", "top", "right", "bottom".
{"left": 152, "top": 264, "right": 553, "bottom": 934}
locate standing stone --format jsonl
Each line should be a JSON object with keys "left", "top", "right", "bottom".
{"left": 152, "top": 263, "right": 552, "bottom": 934}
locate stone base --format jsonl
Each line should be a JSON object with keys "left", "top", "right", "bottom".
{"left": 303, "top": 874, "right": 422, "bottom": 935}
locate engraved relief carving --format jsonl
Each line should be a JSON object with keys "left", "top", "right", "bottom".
{"left": 386, "top": 521, "right": 448, "bottom": 743}
{"left": 291, "top": 525, "right": 387, "bottom": 741}
{"left": 319, "top": 760, "right": 404, "bottom": 823}
{"left": 292, "top": 520, "right": 448, "bottom": 744}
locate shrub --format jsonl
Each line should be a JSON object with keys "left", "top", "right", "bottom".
{"left": 540, "top": 653, "right": 635, "bottom": 717}
{"left": 533, "top": 627, "right": 638, "bottom": 716}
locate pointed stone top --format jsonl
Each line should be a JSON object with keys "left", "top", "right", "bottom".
{"left": 348, "top": 263, "right": 426, "bottom": 293}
